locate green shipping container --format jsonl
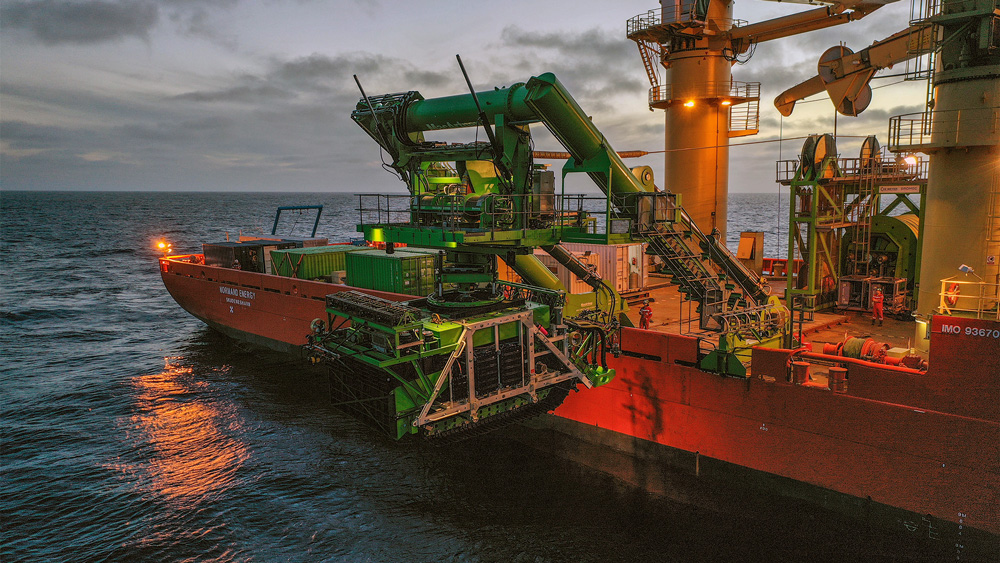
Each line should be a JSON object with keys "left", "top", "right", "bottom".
{"left": 270, "top": 245, "right": 362, "bottom": 279}
{"left": 345, "top": 249, "right": 436, "bottom": 296}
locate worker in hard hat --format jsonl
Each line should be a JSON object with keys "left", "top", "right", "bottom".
{"left": 871, "top": 287, "right": 884, "bottom": 327}
{"left": 639, "top": 299, "right": 653, "bottom": 330}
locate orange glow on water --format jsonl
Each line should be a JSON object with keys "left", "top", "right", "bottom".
{"left": 129, "top": 358, "right": 248, "bottom": 504}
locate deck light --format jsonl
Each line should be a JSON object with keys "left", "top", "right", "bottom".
{"left": 721, "top": 100, "right": 732, "bottom": 106}
{"left": 683, "top": 100, "right": 695, "bottom": 108}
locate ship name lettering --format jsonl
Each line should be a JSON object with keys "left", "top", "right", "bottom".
{"left": 219, "top": 286, "right": 255, "bottom": 300}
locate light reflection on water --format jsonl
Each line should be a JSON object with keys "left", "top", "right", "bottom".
{"left": 130, "top": 357, "right": 249, "bottom": 505}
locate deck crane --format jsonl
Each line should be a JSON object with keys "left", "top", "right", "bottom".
{"left": 774, "top": 25, "right": 937, "bottom": 116}
{"left": 320, "top": 62, "right": 789, "bottom": 425}
{"left": 625, "top": 0, "right": 899, "bottom": 239}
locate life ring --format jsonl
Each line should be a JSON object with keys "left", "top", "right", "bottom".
{"left": 945, "top": 283, "right": 960, "bottom": 307}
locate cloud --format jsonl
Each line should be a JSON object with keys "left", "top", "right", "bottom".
{"left": 0, "top": 0, "right": 247, "bottom": 48}
{"left": 0, "top": 0, "right": 158, "bottom": 45}
{"left": 0, "top": 50, "right": 449, "bottom": 191}
{"left": 173, "top": 80, "right": 294, "bottom": 103}
{"left": 492, "top": 26, "right": 648, "bottom": 115}
{"left": 0, "top": 2, "right": 924, "bottom": 194}
{"left": 173, "top": 52, "right": 453, "bottom": 105}
{"left": 499, "top": 26, "right": 635, "bottom": 61}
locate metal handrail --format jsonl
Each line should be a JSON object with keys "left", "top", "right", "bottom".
{"left": 775, "top": 156, "right": 929, "bottom": 184}
{"left": 355, "top": 193, "right": 635, "bottom": 236}
{"left": 648, "top": 80, "right": 760, "bottom": 106}
{"left": 627, "top": 5, "right": 745, "bottom": 36}
{"left": 939, "top": 277, "right": 1000, "bottom": 320}
{"left": 888, "top": 107, "right": 1000, "bottom": 151}
{"left": 627, "top": 10, "right": 663, "bottom": 36}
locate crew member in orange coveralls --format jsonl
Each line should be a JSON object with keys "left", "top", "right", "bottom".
{"left": 871, "top": 287, "right": 884, "bottom": 326}
{"left": 639, "top": 299, "right": 653, "bottom": 330}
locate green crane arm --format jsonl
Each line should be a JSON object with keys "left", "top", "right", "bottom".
{"left": 353, "top": 72, "right": 770, "bottom": 307}
{"left": 521, "top": 74, "right": 770, "bottom": 306}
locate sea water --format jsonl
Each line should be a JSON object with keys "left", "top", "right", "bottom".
{"left": 1, "top": 191, "right": 951, "bottom": 562}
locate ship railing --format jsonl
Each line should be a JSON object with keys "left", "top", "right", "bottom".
{"left": 648, "top": 80, "right": 760, "bottom": 108}
{"left": 356, "top": 193, "right": 640, "bottom": 237}
{"left": 627, "top": 5, "right": 745, "bottom": 37}
{"left": 761, "top": 257, "right": 804, "bottom": 279}
{"left": 888, "top": 107, "right": 1000, "bottom": 152}
{"left": 911, "top": 0, "right": 981, "bottom": 23}
{"left": 775, "top": 160, "right": 800, "bottom": 184}
{"left": 836, "top": 157, "right": 928, "bottom": 181}
{"left": 627, "top": 9, "right": 663, "bottom": 36}
{"left": 939, "top": 277, "right": 1000, "bottom": 320}
{"left": 776, "top": 157, "right": 929, "bottom": 184}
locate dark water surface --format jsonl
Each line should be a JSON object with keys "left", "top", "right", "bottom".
{"left": 0, "top": 191, "right": 954, "bottom": 562}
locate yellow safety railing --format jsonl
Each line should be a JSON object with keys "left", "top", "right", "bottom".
{"left": 938, "top": 276, "right": 1000, "bottom": 320}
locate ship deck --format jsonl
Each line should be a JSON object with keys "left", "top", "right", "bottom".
{"left": 623, "top": 273, "right": 927, "bottom": 382}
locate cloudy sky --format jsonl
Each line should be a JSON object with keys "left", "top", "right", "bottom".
{"left": 0, "top": 0, "right": 925, "bottom": 193}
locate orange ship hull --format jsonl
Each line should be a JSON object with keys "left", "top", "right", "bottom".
{"left": 544, "top": 326, "right": 998, "bottom": 545}
{"left": 160, "top": 256, "right": 999, "bottom": 549}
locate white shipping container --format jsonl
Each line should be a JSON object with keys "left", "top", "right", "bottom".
{"left": 560, "top": 242, "right": 648, "bottom": 292}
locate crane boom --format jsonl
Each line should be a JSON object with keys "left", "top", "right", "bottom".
{"left": 775, "top": 24, "right": 936, "bottom": 116}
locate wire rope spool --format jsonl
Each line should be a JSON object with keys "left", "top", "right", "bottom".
{"left": 799, "top": 133, "right": 837, "bottom": 179}
{"left": 859, "top": 135, "right": 881, "bottom": 170}
{"left": 841, "top": 337, "right": 868, "bottom": 359}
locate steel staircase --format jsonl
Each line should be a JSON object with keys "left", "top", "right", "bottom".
{"left": 609, "top": 195, "right": 768, "bottom": 330}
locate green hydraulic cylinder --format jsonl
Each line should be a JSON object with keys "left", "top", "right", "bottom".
{"left": 403, "top": 86, "right": 535, "bottom": 132}
{"left": 522, "top": 73, "right": 654, "bottom": 199}
{"left": 505, "top": 254, "right": 564, "bottom": 292}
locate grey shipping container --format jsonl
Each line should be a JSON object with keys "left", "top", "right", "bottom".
{"left": 204, "top": 241, "right": 296, "bottom": 273}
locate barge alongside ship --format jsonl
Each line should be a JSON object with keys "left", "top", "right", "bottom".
{"left": 160, "top": 0, "right": 999, "bottom": 554}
